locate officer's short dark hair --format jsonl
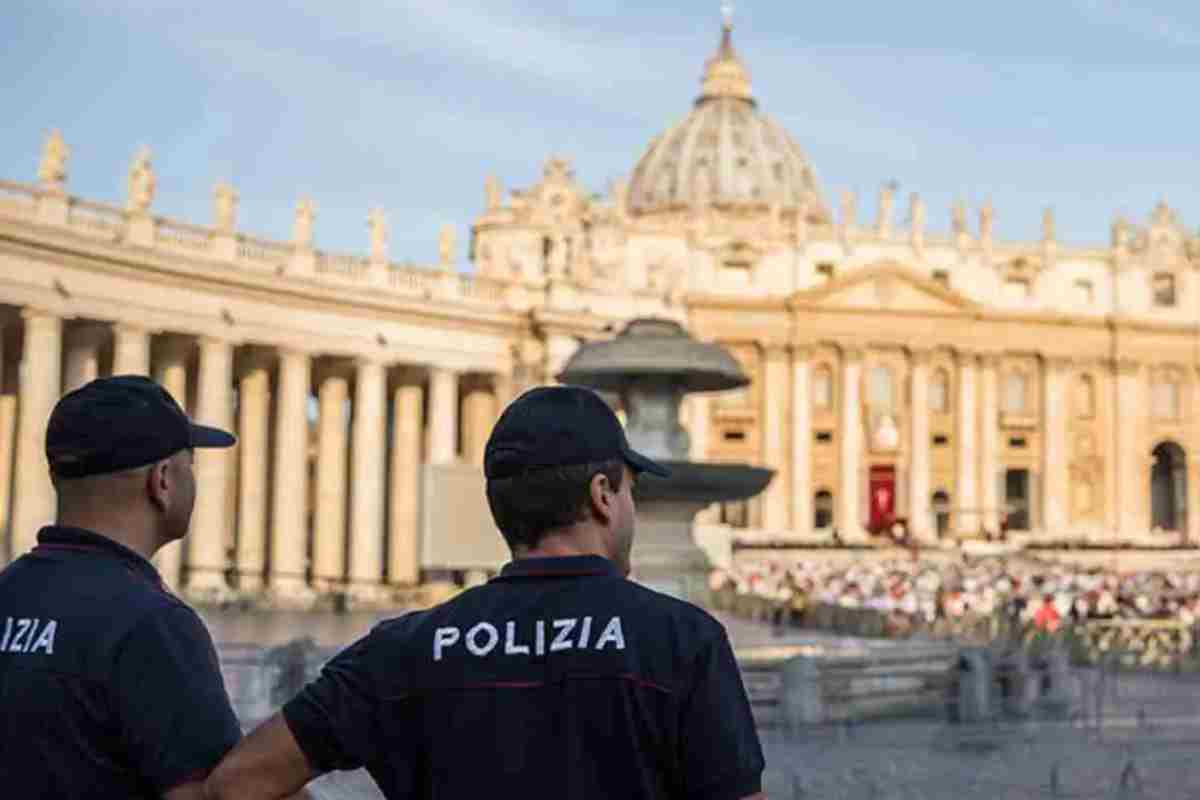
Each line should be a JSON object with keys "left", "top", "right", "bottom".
{"left": 486, "top": 459, "right": 625, "bottom": 551}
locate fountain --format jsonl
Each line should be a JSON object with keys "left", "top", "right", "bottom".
{"left": 558, "top": 317, "right": 774, "bottom": 603}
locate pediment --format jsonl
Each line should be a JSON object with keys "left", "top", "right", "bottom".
{"left": 789, "top": 262, "right": 978, "bottom": 316}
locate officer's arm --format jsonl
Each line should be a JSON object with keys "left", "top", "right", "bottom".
{"left": 205, "top": 713, "right": 317, "bottom": 800}
{"left": 679, "top": 628, "right": 767, "bottom": 800}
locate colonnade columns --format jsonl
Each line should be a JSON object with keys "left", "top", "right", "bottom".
{"left": 234, "top": 350, "right": 273, "bottom": 592}
{"left": 152, "top": 337, "right": 192, "bottom": 587}
{"left": 11, "top": 309, "right": 62, "bottom": 556}
{"left": 62, "top": 323, "right": 107, "bottom": 392}
{"left": 1041, "top": 356, "right": 1069, "bottom": 532}
{"left": 270, "top": 349, "right": 312, "bottom": 600}
{"left": 907, "top": 349, "right": 932, "bottom": 542}
{"left": 388, "top": 370, "right": 424, "bottom": 586}
{"left": 0, "top": 337, "right": 17, "bottom": 563}
{"left": 348, "top": 359, "right": 387, "bottom": 597}
{"left": 838, "top": 348, "right": 866, "bottom": 541}
{"left": 955, "top": 350, "right": 978, "bottom": 534}
{"left": 312, "top": 361, "right": 350, "bottom": 591}
{"left": 428, "top": 367, "right": 459, "bottom": 464}
{"left": 978, "top": 354, "right": 1001, "bottom": 534}
{"left": 186, "top": 337, "right": 233, "bottom": 597}
{"left": 1114, "top": 359, "right": 1144, "bottom": 535}
{"left": 760, "top": 345, "right": 790, "bottom": 531}
{"left": 461, "top": 376, "right": 497, "bottom": 465}
{"left": 111, "top": 323, "right": 150, "bottom": 375}
{"left": 790, "top": 347, "right": 813, "bottom": 537}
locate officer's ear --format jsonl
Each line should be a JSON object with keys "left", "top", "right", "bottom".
{"left": 588, "top": 471, "right": 615, "bottom": 524}
{"left": 145, "top": 459, "right": 170, "bottom": 512}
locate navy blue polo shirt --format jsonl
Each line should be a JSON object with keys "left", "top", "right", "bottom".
{"left": 0, "top": 526, "right": 241, "bottom": 798}
{"left": 284, "top": 555, "right": 764, "bottom": 800}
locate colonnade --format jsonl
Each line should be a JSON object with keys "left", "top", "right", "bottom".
{"left": 0, "top": 308, "right": 511, "bottom": 601}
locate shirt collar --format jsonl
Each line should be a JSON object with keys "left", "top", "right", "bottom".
{"left": 493, "top": 555, "right": 620, "bottom": 582}
{"left": 34, "top": 525, "right": 163, "bottom": 585}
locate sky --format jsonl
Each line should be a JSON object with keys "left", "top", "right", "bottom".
{"left": 2, "top": 1, "right": 1198, "bottom": 268}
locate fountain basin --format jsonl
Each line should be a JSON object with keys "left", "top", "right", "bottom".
{"left": 634, "top": 461, "right": 774, "bottom": 504}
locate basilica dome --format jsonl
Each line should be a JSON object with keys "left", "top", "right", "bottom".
{"left": 627, "top": 22, "right": 830, "bottom": 222}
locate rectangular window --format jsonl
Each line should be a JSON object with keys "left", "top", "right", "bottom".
{"left": 813, "top": 370, "right": 833, "bottom": 409}
{"left": 1074, "top": 279, "right": 1094, "bottom": 306}
{"left": 722, "top": 430, "right": 746, "bottom": 442}
{"left": 816, "top": 263, "right": 835, "bottom": 281}
{"left": 815, "top": 430, "right": 833, "bottom": 444}
{"left": 932, "top": 270, "right": 949, "bottom": 287}
{"left": 1004, "top": 278, "right": 1031, "bottom": 301}
{"left": 1153, "top": 273, "right": 1177, "bottom": 307}
{"left": 1004, "top": 373, "right": 1028, "bottom": 414}
{"left": 1009, "top": 437, "right": 1028, "bottom": 449}
{"left": 932, "top": 434, "right": 949, "bottom": 447}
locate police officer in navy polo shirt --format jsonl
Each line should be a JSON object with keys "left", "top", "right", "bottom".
{"left": 208, "top": 384, "right": 766, "bottom": 800}
{"left": 0, "top": 375, "right": 242, "bottom": 798}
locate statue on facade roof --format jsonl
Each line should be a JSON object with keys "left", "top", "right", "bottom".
{"left": 439, "top": 224, "right": 456, "bottom": 268}
{"left": 293, "top": 198, "right": 315, "bottom": 247}
{"left": 979, "top": 200, "right": 994, "bottom": 243}
{"left": 840, "top": 189, "right": 857, "bottom": 229}
{"left": 951, "top": 200, "right": 967, "bottom": 237}
{"left": 1111, "top": 216, "right": 1129, "bottom": 249}
{"left": 877, "top": 182, "right": 895, "bottom": 235}
{"left": 127, "top": 146, "right": 156, "bottom": 213}
{"left": 1042, "top": 206, "right": 1056, "bottom": 243}
{"left": 909, "top": 193, "right": 925, "bottom": 240}
{"left": 214, "top": 182, "right": 238, "bottom": 233}
{"left": 485, "top": 175, "right": 502, "bottom": 212}
{"left": 368, "top": 207, "right": 388, "bottom": 261}
{"left": 38, "top": 129, "right": 69, "bottom": 193}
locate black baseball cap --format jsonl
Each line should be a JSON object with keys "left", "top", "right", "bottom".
{"left": 484, "top": 385, "right": 670, "bottom": 480}
{"left": 46, "top": 375, "right": 236, "bottom": 479}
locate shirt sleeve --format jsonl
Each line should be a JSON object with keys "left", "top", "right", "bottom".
{"left": 111, "top": 603, "right": 242, "bottom": 793}
{"left": 282, "top": 629, "right": 380, "bottom": 773}
{"left": 678, "top": 628, "right": 765, "bottom": 800}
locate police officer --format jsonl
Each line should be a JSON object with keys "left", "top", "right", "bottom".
{"left": 208, "top": 385, "right": 766, "bottom": 800}
{"left": 0, "top": 375, "right": 242, "bottom": 798}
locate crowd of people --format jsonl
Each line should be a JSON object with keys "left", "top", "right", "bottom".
{"left": 710, "top": 556, "right": 1200, "bottom": 639}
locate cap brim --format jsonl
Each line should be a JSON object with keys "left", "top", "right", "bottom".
{"left": 622, "top": 446, "right": 671, "bottom": 478}
{"left": 191, "top": 424, "right": 237, "bottom": 449}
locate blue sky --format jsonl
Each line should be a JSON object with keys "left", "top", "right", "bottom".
{"left": 3, "top": 1, "right": 1197, "bottom": 267}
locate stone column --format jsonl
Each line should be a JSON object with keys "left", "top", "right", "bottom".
{"left": 493, "top": 369, "right": 515, "bottom": 418}
{"left": 312, "top": 361, "right": 350, "bottom": 591}
{"left": 791, "top": 347, "right": 813, "bottom": 537}
{"left": 838, "top": 348, "right": 866, "bottom": 541}
{"left": 1042, "top": 356, "right": 1069, "bottom": 533}
{"left": 1114, "top": 359, "right": 1143, "bottom": 537}
{"left": 349, "top": 358, "right": 387, "bottom": 597}
{"left": 187, "top": 337, "right": 233, "bottom": 598}
{"left": 461, "top": 376, "right": 497, "bottom": 465}
{"left": 0, "top": 337, "right": 17, "bottom": 564}
{"left": 234, "top": 351, "right": 273, "bottom": 593}
{"left": 427, "top": 366, "right": 459, "bottom": 464}
{"left": 62, "top": 323, "right": 107, "bottom": 392}
{"left": 955, "top": 350, "right": 978, "bottom": 534}
{"left": 908, "top": 349, "right": 932, "bottom": 541}
{"left": 270, "top": 349, "right": 312, "bottom": 600}
{"left": 388, "top": 371, "right": 424, "bottom": 585}
{"left": 11, "top": 309, "right": 62, "bottom": 556}
{"left": 111, "top": 323, "right": 151, "bottom": 375}
{"left": 978, "top": 354, "right": 1001, "bottom": 534}
{"left": 152, "top": 336, "right": 192, "bottom": 587}
{"left": 760, "top": 345, "right": 791, "bottom": 531}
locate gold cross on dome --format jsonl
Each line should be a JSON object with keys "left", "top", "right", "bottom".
{"left": 721, "top": 1, "right": 735, "bottom": 29}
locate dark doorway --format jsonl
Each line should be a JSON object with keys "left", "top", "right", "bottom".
{"left": 1151, "top": 442, "right": 1188, "bottom": 532}
{"left": 1005, "top": 469, "right": 1031, "bottom": 531}
{"left": 814, "top": 490, "right": 833, "bottom": 529}
{"left": 931, "top": 490, "right": 951, "bottom": 537}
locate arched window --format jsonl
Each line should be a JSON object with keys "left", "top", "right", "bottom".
{"left": 931, "top": 490, "right": 951, "bottom": 537}
{"left": 1075, "top": 374, "right": 1095, "bottom": 419}
{"left": 868, "top": 366, "right": 894, "bottom": 412}
{"left": 1153, "top": 380, "right": 1181, "bottom": 420}
{"left": 813, "top": 366, "right": 833, "bottom": 410}
{"left": 930, "top": 368, "right": 950, "bottom": 413}
{"left": 814, "top": 490, "right": 834, "bottom": 529}
{"left": 1004, "top": 372, "right": 1028, "bottom": 414}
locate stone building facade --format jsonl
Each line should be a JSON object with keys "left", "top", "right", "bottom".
{"left": 1, "top": 22, "right": 1198, "bottom": 600}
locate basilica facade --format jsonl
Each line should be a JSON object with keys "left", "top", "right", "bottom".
{"left": 0, "top": 22, "right": 1198, "bottom": 601}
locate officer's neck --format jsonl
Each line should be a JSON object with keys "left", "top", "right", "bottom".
{"left": 516, "top": 526, "right": 612, "bottom": 564}
{"left": 55, "top": 510, "right": 162, "bottom": 563}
